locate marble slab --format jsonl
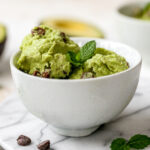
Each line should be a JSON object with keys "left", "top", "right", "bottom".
{"left": 0, "top": 76, "right": 150, "bottom": 150}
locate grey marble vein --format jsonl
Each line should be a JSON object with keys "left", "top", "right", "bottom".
{"left": 113, "top": 103, "right": 150, "bottom": 123}
{"left": 51, "top": 137, "right": 70, "bottom": 146}
{"left": 0, "top": 112, "right": 28, "bottom": 129}
{"left": 36, "top": 124, "right": 49, "bottom": 143}
{"left": 0, "top": 76, "right": 150, "bottom": 150}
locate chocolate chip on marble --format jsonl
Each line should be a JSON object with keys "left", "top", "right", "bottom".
{"left": 17, "top": 135, "right": 31, "bottom": 146}
{"left": 37, "top": 140, "right": 50, "bottom": 150}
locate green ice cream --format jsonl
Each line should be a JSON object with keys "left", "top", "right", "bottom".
{"left": 16, "top": 25, "right": 129, "bottom": 79}
{"left": 70, "top": 48, "right": 128, "bottom": 79}
{"left": 17, "top": 25, "right": 79, "bottom": 78}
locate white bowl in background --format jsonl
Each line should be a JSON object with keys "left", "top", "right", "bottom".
{"left": 115, "top": 1, "right": 150, "bottom": 64}
{"left": 10, "top": 38, "right": 142, "bottom": 137}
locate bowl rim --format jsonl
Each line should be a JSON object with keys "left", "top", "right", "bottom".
{"left": 115, "top": 1, "right": 150, "bottom": 25}
{"left": 10, "top": 37, "right": 142, "bottom": 83}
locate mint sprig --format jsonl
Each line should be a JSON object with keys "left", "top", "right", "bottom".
{"left": 67, "top": 40, "right": 96, "bottom": 66}
{"left": 111, "top": 138, "right": 130, "bottom": 150}
{"left": 128, "top": 134, "right": 150, "bottom": 149}
{"left": 66, "top": 51, "right": 81, "bottom": 67}
{"left": 80, "top": 40, "right": 96, "bottom": 62}
{"left": 110, "top": 134, "right": 150, "bottom": 150}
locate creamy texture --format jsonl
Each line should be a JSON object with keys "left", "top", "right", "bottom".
{"left": 70, "top": 48, "right": 128, "bottom": 79}
{"left": 17, "top": 25, "right": 79, "bottom": 78}
{"left": 17, "top": 25, "right": 129, "bottom": 79}
{"left": 50, "top": 53, "right": 71, "bottom": 78}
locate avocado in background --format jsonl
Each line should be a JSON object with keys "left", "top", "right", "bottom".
{"left": 40, "top": 18, "right": 104, "bottom": 38}
{"left": 0, "top": 24, "right": 6, "bottom": 57}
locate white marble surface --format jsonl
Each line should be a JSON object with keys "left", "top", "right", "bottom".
{"left": 0, "top": 74, "right": 150, "bottom": 150}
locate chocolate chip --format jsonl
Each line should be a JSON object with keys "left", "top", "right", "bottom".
{"left": 63, "top": 70, "right": 67, "bottom": 75}
{"left": 17, "top": 135, "right": 31, "bottom": 146}
{"left": 60, "top": 32, "right": 65, "bottom": 37}
{"left": 42, "top": 72, "right": 50, "bottom": 78}
{"left": 32, "top": 27, "right": 45, "bottom": 36}
{"left": 81, "top": 72, "right": 94, "bottom": 79}
{"left": 60, "top": 32, "right": 67, "bottom": 43}
{"left": 37, "top": 140, "right": 50, "bottom": 150}
{"left": 33, "top": 70, "right": 41, "bottom": 76}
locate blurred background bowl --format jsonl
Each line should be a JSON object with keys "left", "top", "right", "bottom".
{"left": 115, "top": 1, "right": 150, "bottom": 65}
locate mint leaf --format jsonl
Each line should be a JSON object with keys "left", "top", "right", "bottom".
{"left": 110, "top": 138, "right": 130, "bottom": 150}
{"left": 66, "top": 51, "right": 81, "bottom": 67}
{"left": 67, "top": 40, "right": 96, "bottom": 67}
{"left": 128, "top": 134, "right": 150, "bottom": 149}
{"left": 110, "top": 134, "right": 150, "bottom": 150}
{"left": 80, "top": 40, "right": 96, "bottom": 62}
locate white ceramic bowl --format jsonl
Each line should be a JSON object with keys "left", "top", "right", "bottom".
{"left": 115, "top": 1, "right": 150, "bottom": 64}
{"left": 10, "top": 38, "right": 142, "bottom": 137}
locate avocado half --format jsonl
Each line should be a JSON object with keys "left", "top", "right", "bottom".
{"left": 0, "top": 24, "right": 6, "bottom": 57}
{"left": 40, "top": 18, "right": 104, "bottom": 38}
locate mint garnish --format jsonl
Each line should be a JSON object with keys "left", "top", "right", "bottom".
{"left": 80, "top": 40, "right": 96, "bottom": 62}
{"left": 128, "top": 134, "right": 150, "bottom": 149}
{"left": 67, "top": 40, "right": 96, "bottom": 66}
{"left": 110, "top": 134, "right": 150, "bottom": 150}
{"left": 111, "top": 138, "right": 129, "bottom": 150}
{"left": 66, "top": 51, "right": 81, "bottom": 67}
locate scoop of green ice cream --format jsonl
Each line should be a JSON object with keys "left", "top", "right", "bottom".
{"left": 69, "top": 67, "right": 94, "bottom": 79}
{"left": 69, "top": 68, "right": 84, "bottom": 79}
{"left": 17, "top": 26, "right": 128, "bottom": 80}
{"left": 84, "top": 54, "right": 112, "bottom": 77}
{"left": 17, "top": 25, "right": 79, "bottom": 78}
{"left": 50, "top": 53, "right": 71, "bottom": 78}
{"left": 100, "top": 54, "right": 128, "bottom": 73}
{"left": 70, "top": 48, "right": 128, "bottom": 79}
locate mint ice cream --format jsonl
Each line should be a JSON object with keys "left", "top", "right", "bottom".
{"left": 16, "top": 25, "right": 129, "bottom": 79}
